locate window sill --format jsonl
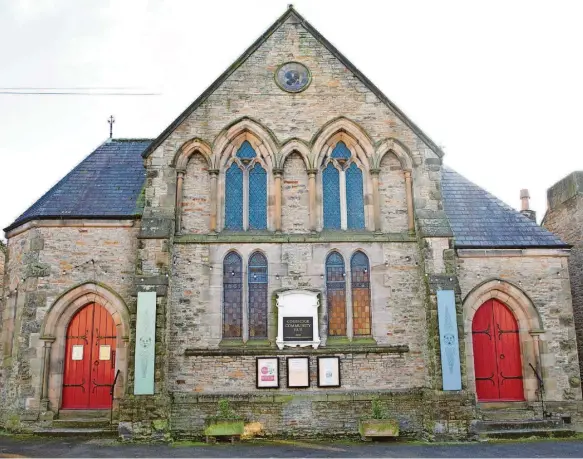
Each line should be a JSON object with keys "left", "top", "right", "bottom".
{"left": 218, "top": 339, "right": 273, "bottom": 349}
{"left": 326, "top": 336, "right": 377, "bottom": 347}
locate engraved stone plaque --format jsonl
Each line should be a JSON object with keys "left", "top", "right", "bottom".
{"left": 276, "top": 290, "right": 320, "bottom": 349}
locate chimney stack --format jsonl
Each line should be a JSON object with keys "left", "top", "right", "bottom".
{"left": 520, "top": 189, "right": 537, "bottom": 222}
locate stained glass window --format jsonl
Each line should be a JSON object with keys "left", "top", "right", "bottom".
{"left": 236, "top": 140, "right": 257, "bottom": 160}
{"left": 331, "top": 141, "right": 351, "bottom": 160}
{"left": 346, "top": 163, "right": 365, "bottom": 230}
{"left": 225, "top": 164, "right": 243, "bottom": 230}
{"left": 248, "top": 163, "right": 267, "bottom": 230}
{"left": 326, "top": 251, "right": 346, "bottom": 336}
{"left": 223, "top": 251, "right": 243, "bottom": 338}
{"left": 248, "top": 252, "right": 268, "bottom": 339}
{"left": 351, "top": 251, "right": 371, "bottom": 336}
{"left": 323, "top": 163, "right": 341, "bottom": 229}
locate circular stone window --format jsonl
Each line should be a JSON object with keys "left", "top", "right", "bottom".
{"left": 275, "top": 62, "right": 311, "bottom": 93}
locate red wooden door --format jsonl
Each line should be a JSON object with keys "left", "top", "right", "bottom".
{"left": 472, "top": 299, "right": 524, "bottom": 401}
{"left": 62, "top": 303, "right": 116, "bottom": 409}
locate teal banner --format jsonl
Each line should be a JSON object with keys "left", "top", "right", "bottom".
{"left": 437, "top": 290, "right": 462, "bottom": 391}
{"left": 134, "top": 292, "right": 156, "bottom": 395}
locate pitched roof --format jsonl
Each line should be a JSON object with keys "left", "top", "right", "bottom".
{"left": 140, "top": 6, "right": 444, "bottom": 159}
{"left": 441, "top": 167, "right": 568, "bottom": 248}
{"left": 4, "top": 139, "right": 152, "bottom": 232}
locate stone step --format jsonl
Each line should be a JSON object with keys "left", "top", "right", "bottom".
{"left": 33, "top": 428, "right": 117, "bottom": 438}
{"left": 478, "top": 401, "right": 529, "bottom": 410}
{"left": 474, "top": 419, "right": 564, "bottom": 432}
{"left": 481, "top": 409, "right": 536, "bottom": 421}
{"left": 53, "top": 418, "right": 111, "bottom": 429}
{"left": 58, "top": 409, "right": 111, "bottom": 419}
{"left": 478, "top": 427, "right": 576, "bottom": 440}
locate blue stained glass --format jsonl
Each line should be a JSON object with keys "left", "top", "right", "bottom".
{"left": 248, "top": 163, "right": 267, "bottom": 230}
{"left": 331, "top": 141, "right": 351, "bottom": 160}
{"left": 346, "top": 163, "right": 365, "bottom": 229}
{"left": 323, "top": 163, "right": 341, "bottom": 229}
{"left": 236, "top": 141, "right": 257, "bottom": 160}
{"left": 225, "top": 163, "right": 243, "bottom": 230}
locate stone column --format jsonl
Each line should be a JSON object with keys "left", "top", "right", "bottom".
{"left": 308, "top": 169, "right": 317, "bottom": 232}
{"left": 404, "top": 171, "right": 415, "bottom": 233}
{"left": 209, "top": 169, "right": 219, "bottom": 233}
{"left": 175, "top": 170, "right": 185, "bottom": 234}
{"left": 273, "top": 168, "right": 283, "bottom": 232}
{"left": 40, "top": 337, "right": 55, "bottom": 411}
{"left": 370, "top": 168, "right": 381, "bottom": 233}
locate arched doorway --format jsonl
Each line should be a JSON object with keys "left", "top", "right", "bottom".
{"left": 472, "top": 299, "right": 524, "bottom": 401}
{"left": 62, "top": 303, "right": 117, "bottom": 409}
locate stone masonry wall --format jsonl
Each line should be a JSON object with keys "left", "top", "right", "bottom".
{"left": 544, "top": 190, "right": 583, "bottom": 388}
{"left": 181, "top": 153, "right": 210, "bottom": 234}
{"left": 167, "top": 241, "right": 428, "bottom": 394}
{"left": 282, "top": 153, "right": 310, "bottom": 233}
{"left": 457, "top": 252, "right": 581, "bottom": 402}
{"left": 0, "top": 224, "right": 138, "bottom": 421}
{"left": 144, "top": 14, "right": 442, "bottom": 225}
{"left": 379, "top": 152, "right": 408, "bottom": 233}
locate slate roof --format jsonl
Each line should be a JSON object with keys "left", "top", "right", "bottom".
{"left": 4, "top": 139, "right": 152, "bottom": 232}
{"left": 5, "top": 141, "right": 568, "bottom": 249}
{"left": 441, "top": 167, "right": 568, "bottom": 248}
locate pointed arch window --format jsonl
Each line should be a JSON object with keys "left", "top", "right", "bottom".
{"left": 322, "top": 141, "right": 365, "bottom": 230}
{"left": 224, "top": 141, "right": 267, "bottom": 231}
{"left": 223, "top": 251, "right": 243, "bottom": 338}
{"left": 326, "top": 251, "right": 347, "bottom": 336}
{"left": 248, "top": 252, "right": 268, "bottom": 339}
{"left": 351, "top": 251, "right": 371, "bottom": 336}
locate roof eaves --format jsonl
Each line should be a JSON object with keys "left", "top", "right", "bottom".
{"left": 3, "top": 214, "right": 142, "bottom": 234}
{"left": 142, "top": 6, "right": 444, "bottom": 159}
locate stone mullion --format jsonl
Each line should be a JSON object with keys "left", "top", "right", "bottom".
{"left": 404, "top": 171, "right": 414, "bottom": 233}
{"left": 339, "top": 169, "right": 347, "bottom": 230}
{"left": 308, "top": 169, "right": 317, "bottom": 232}
{"left": 175, "top": 170, "right": 185, "bottom": 234}
{"left": 243, "top": 167, "right": 250, "bottom": 231}
{"left": 209, "top": 169, "right": 219, "bottom": 233}
{"left": 273, "top": 169, "right": 283, "bottom": 232}
{"left": 370, "top": 168, "right": 381, "bottom": 233}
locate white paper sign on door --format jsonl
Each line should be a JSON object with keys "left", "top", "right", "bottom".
{"left": 99, "top": 345, "right": 111, "bottom": 361}
{"left": 72, "top": 345, "right": 84, "bottom": 361}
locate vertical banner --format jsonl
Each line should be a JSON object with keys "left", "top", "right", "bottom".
{"left": 437, "top": 290, "right": 462, "bottom": 391}
{"left": 134, "top": 292, "right": 156, "bottom": 395}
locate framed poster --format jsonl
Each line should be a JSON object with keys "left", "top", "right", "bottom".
{"left": 256, "top": 357, "right": 279, "bottom": 389}
{"left": 317, "top": 356, "right": 341, "bottom": 388}
{"left": 286, "top": 357, "right": 310, "bottom": 388}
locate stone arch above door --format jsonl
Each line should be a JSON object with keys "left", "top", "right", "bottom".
{"left": 40, "top": 282, "right": 130, "bottom": 412}
{"left": 462, "top": 279, "right": 544, "bottom": 403}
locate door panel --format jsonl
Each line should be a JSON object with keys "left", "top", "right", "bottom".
{"left": 472, "top": 299, "right": 523, "bottom": 401}
{"left": 62, "top": 303, "right": 116, "bottom": 409}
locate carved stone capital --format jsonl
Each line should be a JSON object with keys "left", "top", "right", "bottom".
{"left": 273, "top": 168, "right": 284, "bottom": 177}
{"left": 307, "top": 169, "right": 318, "bottom": 177}
{"left": 370, "top": 168, "right": 381, "bottom": 176}
{"left": 208, "top": 169, "right": 220, "bottom": 177}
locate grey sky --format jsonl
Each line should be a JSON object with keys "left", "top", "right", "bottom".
{"left": 1, "top": 0, "right": 582, "bottom": 237}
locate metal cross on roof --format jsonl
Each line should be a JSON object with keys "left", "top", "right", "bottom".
{"left": 108, "top": 115, "right": 115, "bottom": 139}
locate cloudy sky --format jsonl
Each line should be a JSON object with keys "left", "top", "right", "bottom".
{"left": 1, "top": 0, "right": 582, "bottom": 237}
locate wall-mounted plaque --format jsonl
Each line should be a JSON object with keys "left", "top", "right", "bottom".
{"left": 71, "top": 345, "right": 84, "bottom": 361}
{"left": 256, "top": 357, "right": 279, "bottom": 389}
{"left": 276, "top": 290, "right": 320, "bottom": 349}
{"left": 287, "top": 357, "right": 310, "bottom": 388}
{"left": 283, "top": 317, "right": 313, "bottom": 341}
{"left": 317, "top": 356, "right": 341, "bottom": 388}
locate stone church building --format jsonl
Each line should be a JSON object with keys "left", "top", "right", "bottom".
{"left": 1, "top": 7, "right": 582, "bottom": 440}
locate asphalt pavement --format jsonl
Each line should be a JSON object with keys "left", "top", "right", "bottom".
{"left": 1, "top": 435, "right": 583, "bottom": 458}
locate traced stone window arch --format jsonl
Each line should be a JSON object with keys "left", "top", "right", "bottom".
{"left": 351, "top": 251, "right": 371, "bottom": 336}
{"left": 224, "top": 141, "right": 267, "bottom": 231}
{"left": 248, "top": 251, "right": 268, "bottom": 339}
{"left": 322, "top": 141, "right": 365, "bottom": 230}
{"left": 223, "top": 251, "right": 243, "bottom": 338}
{"left": 326, "top": 251, "right": 347, "bottom": 336}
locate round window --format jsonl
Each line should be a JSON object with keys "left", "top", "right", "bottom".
{"left": 275, "top": 62, "right": 311, "bottom": 93}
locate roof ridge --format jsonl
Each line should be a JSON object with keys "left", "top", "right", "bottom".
{"left": 141, "top": 6, "right": 443, "bottom": 158}
{"left": 110, "top": 138, "right": 154, "bottom": 142}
